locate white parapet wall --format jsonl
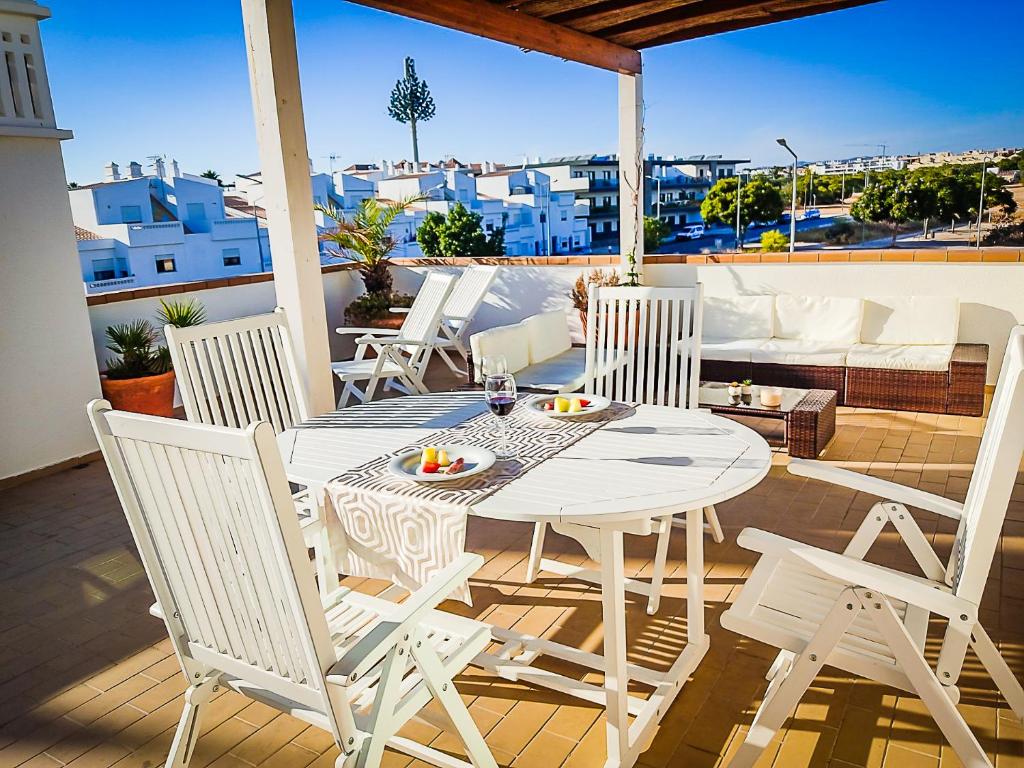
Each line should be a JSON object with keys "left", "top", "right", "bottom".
{"left": 393, "top": 259, "right": 1024, "bottom": 384}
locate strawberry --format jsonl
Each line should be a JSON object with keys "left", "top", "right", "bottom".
{"left": 543, "top": 402, "right": 554, "bottom": 411}
{"left": 421, "top": 461, "right": 440, "bottom": 474}
{"left": 579, "top": 399, "right": 591, "bottom": 407}
{"left": 446, "top": 458, "right": 465, "bottom": 475}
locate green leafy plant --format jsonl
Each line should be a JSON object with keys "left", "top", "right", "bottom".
{"left": 415, "top": 203, "right": 505, "bottom": 258}
{"left": 569, "top": 268, "right": 620, "bottom": 313}
{"left": 643, "top": 216, "right": 669, "bottom": 254}
{"left": 701, "top": 176, "right": 785, "bottom": 245}
{"left": 344, "top": 291, "right": 414, "bottom": 324}
{"left": 760, "top": 230, "right": 789, "bottom": 253}
{"left": 624, "top": 251, "right": 641, "bottom": 287}
{"left": 318, "top": 195, "right": 424, "bottom": 297}
{"left": 103, "top": 298, "right": 207, "bottom": 379}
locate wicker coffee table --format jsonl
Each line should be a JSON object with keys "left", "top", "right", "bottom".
{"left": 698, "top": 382, "right": 837, "bottom": 458}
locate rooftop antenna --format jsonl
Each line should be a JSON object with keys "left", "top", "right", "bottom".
{"left": 322, "top": 153, "right": 342, "bottom": 175}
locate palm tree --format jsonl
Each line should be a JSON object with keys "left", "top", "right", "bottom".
{"left": 316, "top": 195, "right": 423, "bottom": 296}
{"left": 200, "top": 169, "right": 222, "bottom": 186}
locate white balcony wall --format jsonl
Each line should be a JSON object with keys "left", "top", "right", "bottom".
{"left": 86, "top": 268, "right": 363, "bottom": 380}
{"left": 393, "top": 261, "right": 1024, "bottom": 384}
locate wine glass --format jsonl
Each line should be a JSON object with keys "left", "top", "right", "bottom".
{"left": 484, "top": 373, "right": 517, "bottom": 460}
{"left": 480, "top": 354, "right": 508, "bottom": 378}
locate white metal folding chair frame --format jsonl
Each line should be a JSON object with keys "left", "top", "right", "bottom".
{"left": 88, "top": 400, "right": 498, "bottom": 768}
{"left": 720, "top": 327, "right": 1024, "bottom": 768}
{"left": 333, "top": 272, "right": 457, "bottom": 408}
{"left": 525, "top": 283, "right": 722, "bottom": 614}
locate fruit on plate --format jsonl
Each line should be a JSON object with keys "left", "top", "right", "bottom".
{"left": 421, "top": 461, "right": 441, "bottom": 474}
{"left": 579, "top": 399, "right": 591, "bottom": 407}
{"left": 554, "top": 396, "right": 570, "bottom": 413}
{"left": 569, "top": 398, "right": 583, "bottom": 413}
{"left": 542, "top": 401, "right": 554, "bottom": 411}
{"left": 437, "top": 449, "right": 451, "bottom": 467}
{"left": 445, "top": 457, "right": 465, "bottom": 475}
{"left": 421, "top": 446, "right": 438, "bottom": 465}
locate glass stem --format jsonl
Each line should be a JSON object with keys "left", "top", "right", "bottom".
{"left": 498, "top": 416, "right": 509, "bottom": 456}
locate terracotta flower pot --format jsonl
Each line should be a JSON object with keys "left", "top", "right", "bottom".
{"left": 100, "top": 370, "right": 176, "bottom": 417}
{"left": 367, "top": 315, "right": 405, "bottom": 331}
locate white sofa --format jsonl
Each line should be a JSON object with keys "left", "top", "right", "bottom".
{"left": 699, "top": 294, "right": 986, "bottom": 415}
{"left": 469, "top": 310, "right": 587, "bottom": 393}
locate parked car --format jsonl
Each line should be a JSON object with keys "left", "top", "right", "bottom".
{"left": 802, "top": 208, "right": 821, "bottom": 220}
{"left": 675, "top": 223, "right": 705, "bottom": 240}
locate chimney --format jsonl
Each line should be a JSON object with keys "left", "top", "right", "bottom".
{"left": 127, "top": 161, "right": 143, "bottom": 179}
{"left": 104, "top": 161, "right": 120, "bottom": 182}
{"left": 151, "top": 157, "right": 166, "bottom": 179}
{"left": 169, "top": 158, "right": 180, "bottom": 177}
{"left": 308, "top": 157, "right": 314, "bottom": 174}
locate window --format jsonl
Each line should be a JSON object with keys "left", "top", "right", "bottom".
{"left": 560, "top": 210, "right": 568, "bottom": 221}
{"left": 222, "top": 248, "right": 241, "bottom": 267}
{"left": 186, "top": 202, "right": 207, "bottom": 221}
{"left": 155, "top": 254, "right": 177, "bottom": 273}
{"left": 120, "top": 205, "right": 142, "bottom": 223}
{"left": 92, "top": 258, "right": 115, "bottom": 281}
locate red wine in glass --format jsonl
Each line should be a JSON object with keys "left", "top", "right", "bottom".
{"left": 488, "top": 396, "right": 516, "bottom": 417}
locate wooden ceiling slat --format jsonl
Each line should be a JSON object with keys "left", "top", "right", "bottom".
{"left": 546, "top": 0, "right": 698, "bottom": 33}
{"left": 351, "top": 0, "right": 642, "bottom": 72}
{"left": 623, "top": 0, "right": 874, "bottom": 46}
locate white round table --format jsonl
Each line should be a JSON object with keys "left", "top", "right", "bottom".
{"left": 278, "top": 393, "right": 771, "bottom": 768}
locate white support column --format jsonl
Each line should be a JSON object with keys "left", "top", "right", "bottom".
{"left": 618, "top": 70, "right": 644, "bottom": 276}
{"left": 241, "top": 0, "right": 335, "bottom": 415}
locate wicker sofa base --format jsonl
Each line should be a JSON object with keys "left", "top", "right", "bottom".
{"left": 700, "top": 342, "right": 988, "bottom": 416}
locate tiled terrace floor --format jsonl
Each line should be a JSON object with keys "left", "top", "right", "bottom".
{"left": 2, "top": 389, "right": 1024, "bottom": 768}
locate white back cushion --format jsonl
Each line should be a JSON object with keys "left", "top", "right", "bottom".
{"left": 523, "top": 311, "right": 572, "bottom": 364}
{"left": 470, "top": 323, "right": 530, "bottom": 378}
{"left": 774, "top": 295, "right": 863, "bottom": 344}
{"left": 702, "top": 295, "right": 774, "bottom": 341}
{"left": 861, "top": 296, "right": 960, "bottom": 345}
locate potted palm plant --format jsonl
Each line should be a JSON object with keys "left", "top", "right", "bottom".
{"left": 318, "top": 195, "right": 423, "bottom": 329}
{"left": 99, "top": 298, "right": 205, "bottom": 416}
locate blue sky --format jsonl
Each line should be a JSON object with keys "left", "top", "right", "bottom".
{"left": 45, "top": 0, "right": 1023, "bottom": 185}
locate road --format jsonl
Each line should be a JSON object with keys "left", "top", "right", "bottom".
{"left": 659, "top": 216, "right": 837, "bottom": 254}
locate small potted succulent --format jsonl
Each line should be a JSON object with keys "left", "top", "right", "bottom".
{"left": 100, "top": 298, "right": 205, "bottom": 416}
{"left": 741, "top": 378, "right": 753, "bottom": 396}
{"left": 727, "top": 381, "right": 743, "bottom": 398}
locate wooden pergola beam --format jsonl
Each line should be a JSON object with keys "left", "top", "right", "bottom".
{"left": 348, "top": 0, "right": 643, "bottom": 74}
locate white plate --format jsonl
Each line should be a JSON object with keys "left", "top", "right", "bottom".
{"left": 526, "top": 394, "right": 612, "bottom": 418}
{"left": 388, "top": 445, "right": 496, "bottom": 483}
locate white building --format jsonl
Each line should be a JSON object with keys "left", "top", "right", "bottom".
{"left": 71, "top": 160, "right": 271, "bottom": 293}
{"left": 808, "top": 155, "right": 905, "bottom": 176}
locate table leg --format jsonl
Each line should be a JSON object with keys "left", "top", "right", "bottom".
{"left": 600, "top": 526, "right": 629, "bottom": 767}
{"left": 686, "top": 507, "right": 705, "bottom": 644}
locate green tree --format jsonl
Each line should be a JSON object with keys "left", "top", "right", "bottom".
{"left": 760, "top": 230, "right": 789, "bottom": 253}
{"left": 388, "top": 57, "right": 436, "bottom": 165}
{"left": 701, "top": 176, "right": 784, "bottom": 244}
{"left": 643, "top": 215, "right": 669, "bottom": 253}
{"left": 317, "top": 195, "right": 423, "bottom": 296}
{"left": 415, "top": 203, "right": 505, "bottom": 258}
{"left": 200, "top": 169, "right": 222, "bottom": 186}
{"left": 416, "top": 211, "right": 446, "bottom": 258}
{"left": 850, "top": 170, "right": 936, "bottom": 245}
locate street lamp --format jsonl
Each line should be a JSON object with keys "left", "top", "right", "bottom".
{"left": 976, "top": 157, "right": 992, "bottom": 250}
{"left": 735, "top": 171, "right": 744, "bottom": 248}
{"left": 777, "top": 138, "right": 798, "bottom": 254}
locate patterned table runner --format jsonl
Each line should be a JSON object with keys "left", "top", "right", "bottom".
{"left": 324, "top": 398, "right": 633, "bottom": 602}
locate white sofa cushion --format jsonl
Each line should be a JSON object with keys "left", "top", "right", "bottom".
{"left": 523, "top": 310, "right": 572, "bottom": 364}
{"left": 861, "top": 297, "right": 959, "bottom": 345}
{"left": 752, "top": 339, "right": 848, "bottom": 367}
{"left": 774, "top": 295, "right": 863, "bottom": 344}
{"left": 518, "top": 347, "right": 587, "bottom": 393}
{"left": 702, "top": 295, "right": 774, "bottom": 342}
{"left": 847, "top": 343, "right": 955, "bottom": 372}
{"left": 701, "top": 338, "right": 771, "bottom": 363}
{"left": 469, "top": 322, "right": 530, "bottom": 380}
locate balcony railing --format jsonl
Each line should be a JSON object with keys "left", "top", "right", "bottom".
{"left": 125, "top": 221, "right": 185, "bottom": 246}
{"left": 87, "top": 276, "right": 136, "bottom": 293}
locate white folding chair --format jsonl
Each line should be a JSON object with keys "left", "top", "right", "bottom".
{"left": 392, "top": 265, "right": 499, "bottom": 376}
{"left": 87, "top": 400, "right": 498, "bottom": 768}
{"left": 165, "top": 308, "right": 334, "bottom": 596}
{"left": 720, "top": 327, "right": 1024, "bottom": 768}
{"left": 333, "top": 272, "right": 456, "bottom": 408}
{"left": 525, "top": 284, "right": 723, "bottom": 614}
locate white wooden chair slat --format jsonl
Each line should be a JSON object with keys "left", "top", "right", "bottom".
{"left": 721, "top": 327, "right": 1024, "bottom": 768}
{"left": 527, "top": 284, "right": 717, "bottom": 614}
{"left": 88, "top": 401, "right": 499, "bottom": 768}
